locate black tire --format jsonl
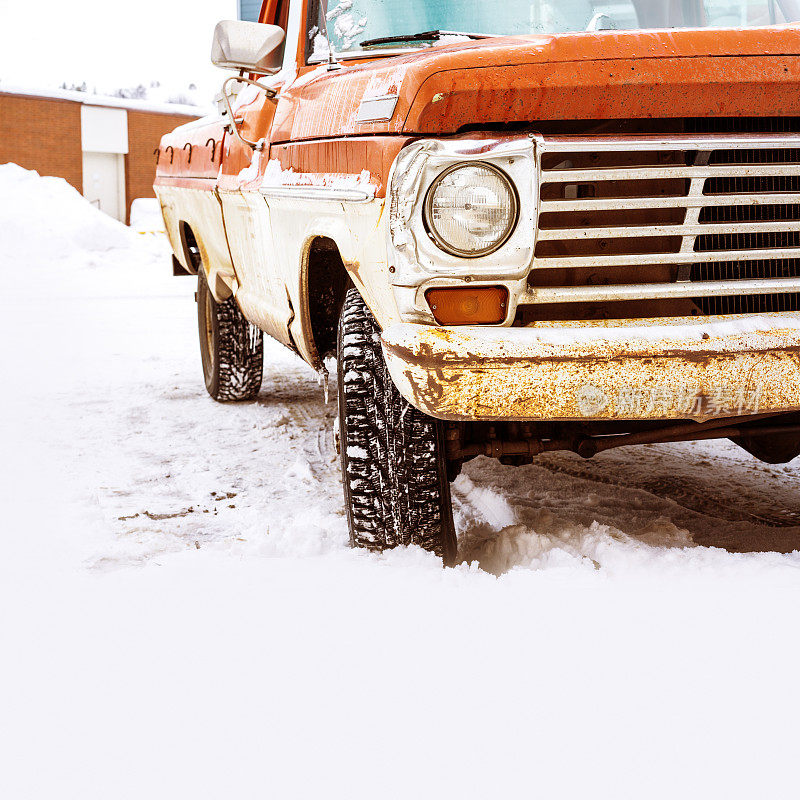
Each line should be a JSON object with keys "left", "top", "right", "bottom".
{"left": 197, "top": 268, "right": 263, "bottom": 402}
{"left": 337, "top": 288, "right": 457, "bottom": 564}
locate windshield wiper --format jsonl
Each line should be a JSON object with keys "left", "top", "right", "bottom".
{"left": 360, "top": 30, "right": 493, "bottom": 48}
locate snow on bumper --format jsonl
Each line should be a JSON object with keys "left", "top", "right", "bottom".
{"left": 381, "top": 316, "right": 800, "bottom": 422}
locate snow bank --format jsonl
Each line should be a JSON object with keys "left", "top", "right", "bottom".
{"left": 129, "top": 197, "right": 165, "bottom": 234}
{"left": 0, "top": 163, "right": 133, "bottom": 266}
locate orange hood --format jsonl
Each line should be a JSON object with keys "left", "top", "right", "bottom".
{"left": 274, "top": 26, "right": 800, "bottom": 141}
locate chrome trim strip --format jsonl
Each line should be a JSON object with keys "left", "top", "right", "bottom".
{"left": 259, "top": 186, "right": 374, "bottom": 202}
{"left": 356, "top": 94, "right": 399, "bottom": 123}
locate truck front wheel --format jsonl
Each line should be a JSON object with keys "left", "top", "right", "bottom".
{"left": 197, "top": 269, "right": 263, "bottom": 402}
{"left": 336, "top": 288, "right": 457, "bottom": 564}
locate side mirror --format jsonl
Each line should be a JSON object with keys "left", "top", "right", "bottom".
{"left": 211, "top": 20, "right": 285, "bottom": 75}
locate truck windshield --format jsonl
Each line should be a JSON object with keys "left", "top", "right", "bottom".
{"left": 311, "top": 0, "right": 800, "bottom": 56}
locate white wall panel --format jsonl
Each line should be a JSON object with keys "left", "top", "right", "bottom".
{"left": 81, "top": 106, "right": 129, "bottom": 154}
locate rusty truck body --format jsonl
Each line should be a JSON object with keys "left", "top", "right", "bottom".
{"left": 156, "top": 0, "right": 800, "bottom": 563}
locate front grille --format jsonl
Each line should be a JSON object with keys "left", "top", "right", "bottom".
{"left": 522, "top": 129, "right": 800, "bottom": 320}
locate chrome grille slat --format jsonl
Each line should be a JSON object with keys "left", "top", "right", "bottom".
{"left": 544, "top": 164, "right": 800, "bottom": 183}
{"left": 534, "top": 248, "right": 800, "bottom": 270}
{"left": 541, "top": 194, "right": 800, "bottom": 213}
{"left": 527, "top": 130, "right": 800, "bottom": 317}
{"left": 521, "top": 277, "right": 800, "bottom": 305}
{"left": 536, "top": 134, "right": 800, "bottom": 152}
{"left": 537, "top": 221, "right": 800, "bottom": 240}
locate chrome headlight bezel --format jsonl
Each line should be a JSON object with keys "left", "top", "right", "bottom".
{"left": 386, "top": 135, "right": 537, "bottom": 325}
{"left": 422, "top": 161, "right": 520, "bottom": 258}
{"left": 388, "top": 136, "right": 536, "bottom": 281}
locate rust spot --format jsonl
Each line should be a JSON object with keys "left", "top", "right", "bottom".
{"left": 343, "top": 259, "right": 363, "bottom": 286}
{"left": 404, "top": 367, "right": 446, "bottom": 410}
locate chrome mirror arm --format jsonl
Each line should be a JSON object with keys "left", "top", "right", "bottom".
{"left": 220, "top": 73, "right": 277, "bottom": 151}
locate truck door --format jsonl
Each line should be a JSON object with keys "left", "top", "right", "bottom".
{"left": 217, "top": 86, "right": 295, "bottom": 348}
{"left": 216, "top": 0, "right": 295, "bottom": 350}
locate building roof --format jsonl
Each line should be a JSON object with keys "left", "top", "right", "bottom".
{"left": 0, "top": 83, "right": 206, "bottom": 117}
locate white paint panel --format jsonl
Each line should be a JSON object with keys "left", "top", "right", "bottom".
{"left": 81, "top": 105, "right": 129, "bottom": 154}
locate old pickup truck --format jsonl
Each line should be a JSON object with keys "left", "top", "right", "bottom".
{"left": 156, "top": 0, "right": 800, "bottom": 564}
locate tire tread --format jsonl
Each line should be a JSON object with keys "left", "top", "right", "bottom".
{"left": 198, "top": 270, "right": 263, "bottom": 402}
{"left": 337, "top": 288, "right": 455, "bottom": 560}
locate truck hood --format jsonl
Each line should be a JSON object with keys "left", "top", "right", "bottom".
{"left": 274, "top": 26, "right": 800, "bottom": 141}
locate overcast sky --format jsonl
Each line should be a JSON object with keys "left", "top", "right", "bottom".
{"left": 0, "top": 0, "right": 239, "bottom": 99}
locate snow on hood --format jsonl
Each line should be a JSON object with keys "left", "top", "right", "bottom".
{"left": 0, "top": 163, "right": 134, "bottom": 267}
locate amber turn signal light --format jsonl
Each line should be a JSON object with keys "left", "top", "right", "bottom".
{"left": 425, "top": 286, "right": 509, "bottom": 326}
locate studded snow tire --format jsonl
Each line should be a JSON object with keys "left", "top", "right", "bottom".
{"left": 197, "top": 268, "right": 263, "bottom": 402}
{"left": 337, "top": 288, "right": 457, "bottom": 564}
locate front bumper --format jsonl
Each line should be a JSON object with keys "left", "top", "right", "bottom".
{"left": 381, "top": 315, "right": 800, "bottom": 423}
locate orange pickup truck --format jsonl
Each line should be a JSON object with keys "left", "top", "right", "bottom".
{"left": 156, "top": 0, "right": 800, "bottom": 564}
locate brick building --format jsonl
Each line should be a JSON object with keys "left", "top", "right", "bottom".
{"left": 0, "top": 87, "right": 201, "bottom": 223}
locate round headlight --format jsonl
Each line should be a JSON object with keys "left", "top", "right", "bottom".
{"left": 424, "top": 162, "right": 518, "bottom": 258}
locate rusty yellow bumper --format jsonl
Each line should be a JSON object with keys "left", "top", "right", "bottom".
{"left": 381, "top": 316, "right": 800, "bottom": 422}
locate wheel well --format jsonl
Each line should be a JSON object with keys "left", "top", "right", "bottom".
{"left": 179, "top": 221, "right": 202, "bottom": 275}
{"left": 306, "top": 236, "right": 352, "bottom": 360}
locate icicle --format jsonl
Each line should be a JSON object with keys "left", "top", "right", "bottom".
{"left": 317, "top": 364, "right": 330, "bottom": 404}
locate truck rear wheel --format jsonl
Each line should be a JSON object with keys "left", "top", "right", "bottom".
{"left": 197, "top": 269, "right": 263, "bottom": 402}
{"left": 336, "top": 288, "right": 457, "bottom": 564}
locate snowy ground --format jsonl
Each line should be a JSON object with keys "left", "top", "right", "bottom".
{"left": 3, "top": 165, "right": 800, "bottom": 799}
